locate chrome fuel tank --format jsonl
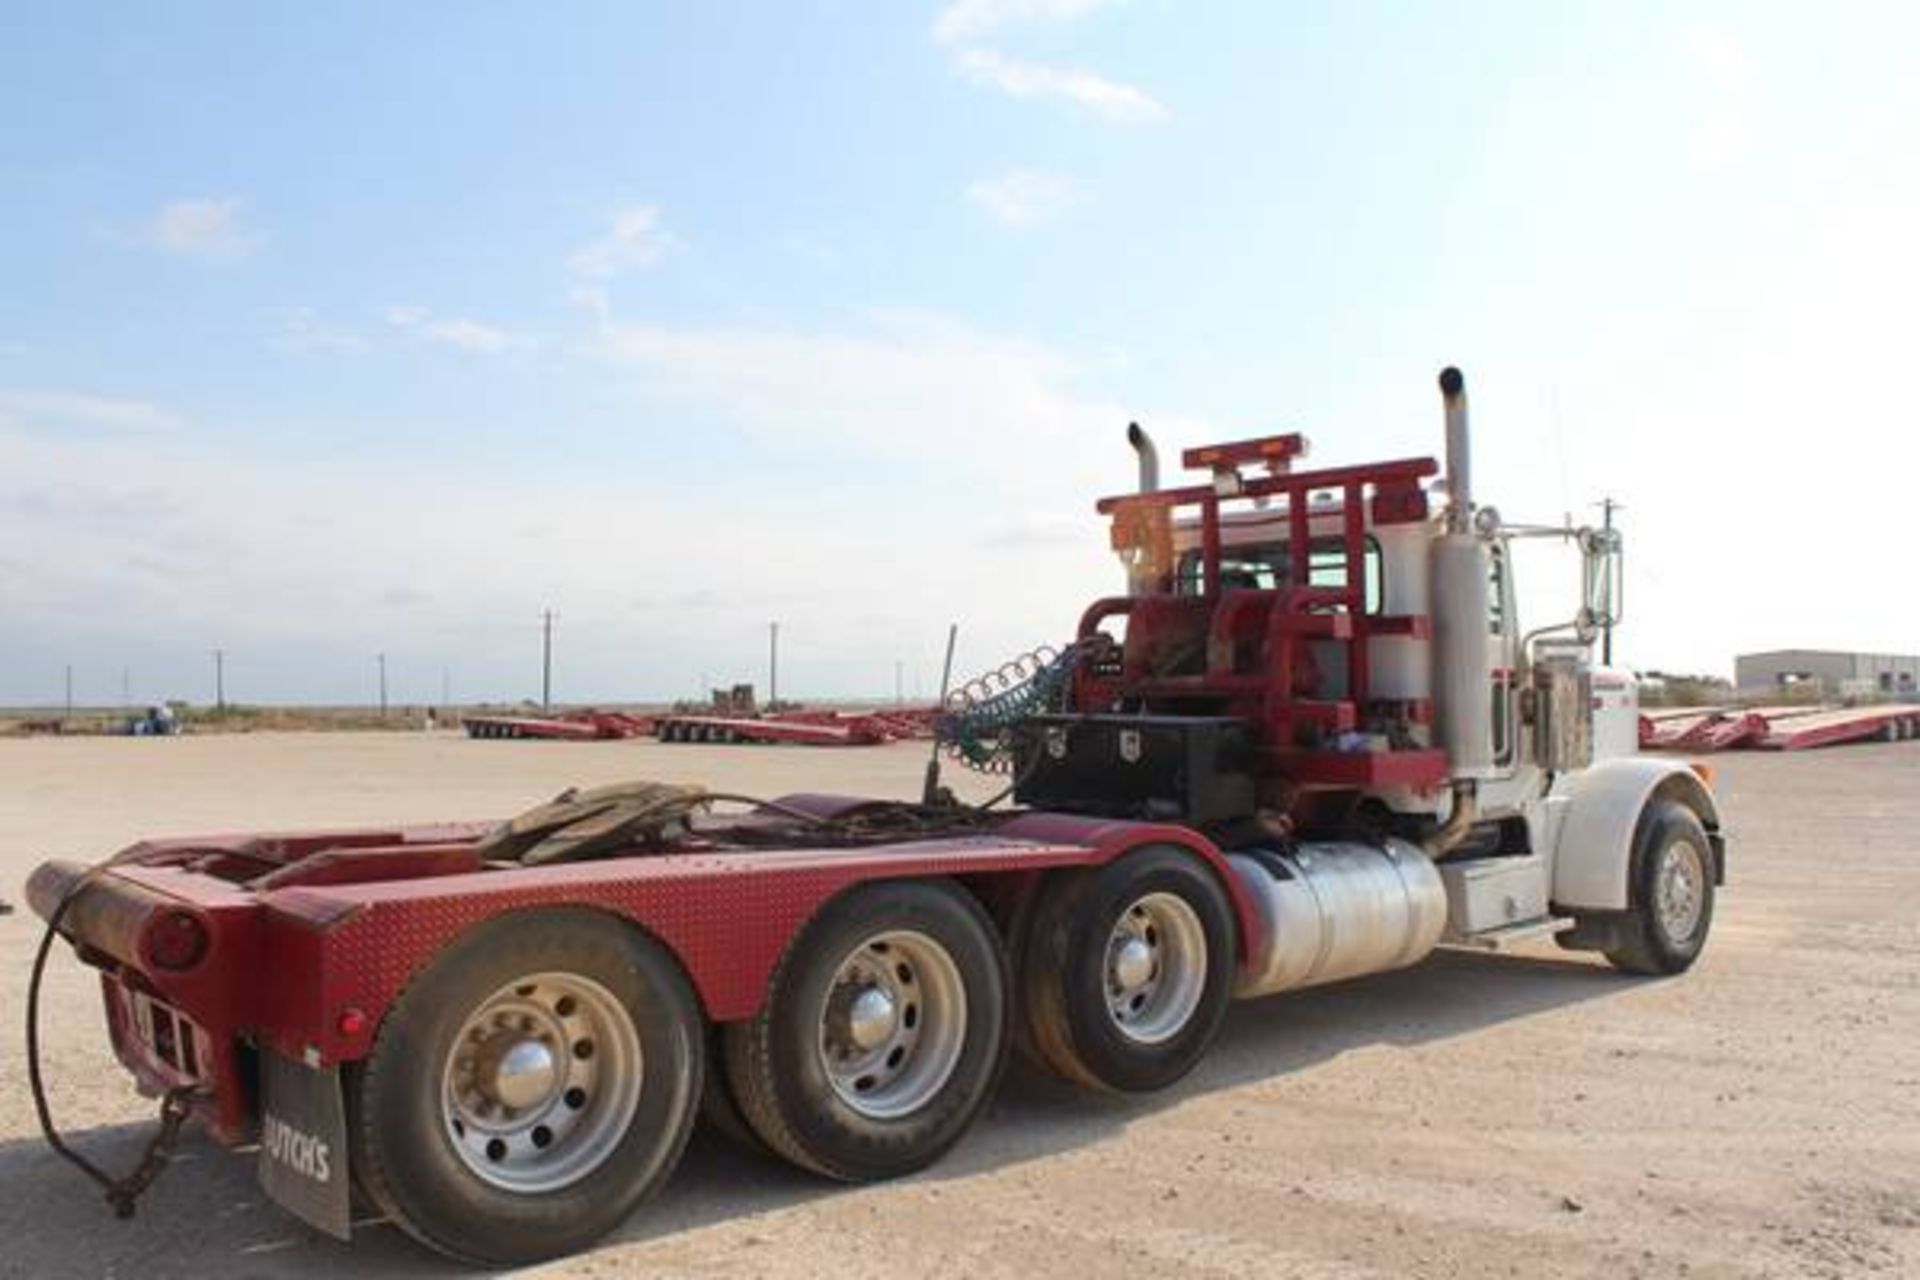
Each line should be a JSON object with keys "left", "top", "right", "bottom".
{"left": 1227, "top": 839, "right": 1448, "bottom": 998}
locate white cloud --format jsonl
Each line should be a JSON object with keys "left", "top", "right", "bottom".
{"left": 0, "top": 309, "right": 1223, "bottom": 701}
{"left": 384, "top": 305, "right": 519, "bottom": 353}
{"left": 0, "top": 389, "right": 183, "bottom": 435}
{"left": 933, "top": 0, "right": 1119, "bottom": 45}
{"left": 966, "top": 168, "right": 1085, "bottom": 227}
{"left": 568, "top": 205, "right": 674, "bottom": 282}
{"left": 143, "top": 197, "right": 264, "bottom": 259}
{"left": 272, "top": 307, "right": 364, "bottom": 354}
{"left": 0, "top": 385, "right": 1120, "bottom": 703}
{"left": 566, "top": 205, "right": 676, "bottom": 316}
{"left": 955, "top": 49, "right": 1166, "bottom": 122}
{"left": 588, "top": 308, "right": 1209, "bottom": 511}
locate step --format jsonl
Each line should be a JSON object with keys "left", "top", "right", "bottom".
{"left": 1447, "top": 916, "right": 1577, "bottom": 952}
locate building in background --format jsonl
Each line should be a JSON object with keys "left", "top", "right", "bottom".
{"left": 1735, "top": 650, "right": 1920, "bottom": 699}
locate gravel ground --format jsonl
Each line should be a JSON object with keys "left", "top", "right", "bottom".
{"left": 1, "top": 732, "right": 1916, "bottom": 1279}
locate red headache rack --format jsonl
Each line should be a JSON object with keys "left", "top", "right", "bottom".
{"left": 1075, "top": 438, "right": 1448, "bottom": 791}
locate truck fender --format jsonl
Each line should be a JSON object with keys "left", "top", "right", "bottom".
{"left": 1550, "top": 756, "right": 1723, "bottom": 911}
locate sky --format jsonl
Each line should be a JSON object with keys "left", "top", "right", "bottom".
{"left": 3, "top": 1, "right": 1918, "bottom": 707}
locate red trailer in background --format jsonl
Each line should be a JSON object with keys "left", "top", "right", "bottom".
{"left": 463, "top": 711, "right": 653, "bottom": 740}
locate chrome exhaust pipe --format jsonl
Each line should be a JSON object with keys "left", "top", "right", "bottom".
{"left": 1432, "top": 366, "right": 1495, "bottom": 778}
{"left": 1439, "top": 367, "right": 1471, "bottom": 534}
{"left": 1424, "top": 780, "right": 1479, "bottom": 857}
{"left": 1127, "top": 421, "right": 1160, "bottom": 494}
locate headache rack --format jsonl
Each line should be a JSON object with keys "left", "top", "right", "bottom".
{"left": 1072, "top": 433, "right": 1450, "bottom": 792}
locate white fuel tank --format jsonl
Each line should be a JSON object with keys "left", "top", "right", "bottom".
{"left": 1227, "top": 840, "right": 1449, "bottom": 998}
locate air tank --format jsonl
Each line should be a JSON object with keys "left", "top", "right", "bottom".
{"left": 1226, "top": 840, "right": 1449, "bottom": 998}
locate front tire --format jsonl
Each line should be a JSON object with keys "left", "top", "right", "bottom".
{"left": 1022, "top": 846, "right": 1235, "bottom": 1093}
{"left": 351, "top": 908, "right": 703, "bottom": 1266}
{"left": 723, "top": 879, "right": 1008, "bottom": 1182}
{"left": 1605, "top": 800, "right": 1716, "bottom": 975}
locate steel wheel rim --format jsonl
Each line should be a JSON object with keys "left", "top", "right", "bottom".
{"left": 1104, "top": 892, "right": 1208, "bottom": 1045}
{"left": 816, "top": 930, "right": 967, "bottom": 1120}
{"left": 1655, "top": 838, "right": 1707, "bottom": 944}
{"left": 441, "top": 971, "right": 643, "bottom": 1193}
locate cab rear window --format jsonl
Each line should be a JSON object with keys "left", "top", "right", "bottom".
{"left": 1175, "top": 537, "right": 1383, "bottom": 613}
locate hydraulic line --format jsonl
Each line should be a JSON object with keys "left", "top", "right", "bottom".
{"left": 25, "top": 854, "right": 206, "bottom": 1220}
{"left": 933, "top": 642, "right": 1082, "bottom": 774}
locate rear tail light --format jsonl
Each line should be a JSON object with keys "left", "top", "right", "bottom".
{"left": 143, "top": 909, "right": 211, "bottom": 972}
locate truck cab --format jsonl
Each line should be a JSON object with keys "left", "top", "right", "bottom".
{"left": 1023, "top": 370, "right": 1722, "bottom": 957}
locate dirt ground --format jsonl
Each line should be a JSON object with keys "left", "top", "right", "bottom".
{"left": 1, "top": 732, "right": 1916, "bottom": 1279}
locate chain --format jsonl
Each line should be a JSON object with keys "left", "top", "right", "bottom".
{"left": 102, "top": 1087, "right": 200, "bottom": 1219}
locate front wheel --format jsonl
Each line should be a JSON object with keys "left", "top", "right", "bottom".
{"left": 350, "top": 908, "right": 703, "bottom": 1266}
{"left": 722, "top": 879, "right": 1008, "bottom": 1182}
{"left": 1604, "top": 800, "right": 1716, "bottom": 975}
{"left": 1022, "top": 846, "right": 1235, "bottom": 1093}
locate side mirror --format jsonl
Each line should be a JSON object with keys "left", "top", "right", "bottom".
{"left": 1579, "top": 527, "right": 1624, "bottom": 629}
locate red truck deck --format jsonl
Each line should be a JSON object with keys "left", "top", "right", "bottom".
{"left": 464, "top": 711, "right": 653, "bottom": 740}
{"left": 1642, "top": 703, "right": 1920, "bottom": 751}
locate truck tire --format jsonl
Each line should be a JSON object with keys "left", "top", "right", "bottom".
{"left": 1604, "top": 800, "right": 1716, "bottom": 976}
{"left": 697, "top": 1025, "right": 765, "bottom": 1153}
{"left": 722, "top": 879, "right": 1008, "bottom": 1181}
{"left": 1022, "top": 845, "right": 1234, "bottom": 1093}
{"left": 350, "top": 908, "right": 703, "bottom": 1266}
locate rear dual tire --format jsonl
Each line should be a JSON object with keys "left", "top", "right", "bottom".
{"left": 350, "top": 909, "right": 702, "bottom": 1267}
{"left": 1021, "top": 846, "right": 1236, "bottom": 1093}
{"left": 722, "top": 880, "right": 1008, "bottom": 1181}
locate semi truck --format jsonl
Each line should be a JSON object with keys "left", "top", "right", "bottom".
{"left": 24, "top": 368, "right": 1723, "bottom": 1265}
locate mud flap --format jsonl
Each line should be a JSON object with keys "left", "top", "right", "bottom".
{"left": 257, "top": 1051, "right": 350, "bottom": 1240}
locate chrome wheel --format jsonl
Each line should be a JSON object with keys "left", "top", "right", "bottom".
{"left": 442, "top": 971, "right": 643, "bottom": 1193}
{"left": 1655, "top": 837, "right": 1707, "bottom": 945}
{"left": 816, "top": 930, "right": 966, "bottom": 1120}
{"left": 1103, "top": 892, "right": 1208, "bottom": 1045}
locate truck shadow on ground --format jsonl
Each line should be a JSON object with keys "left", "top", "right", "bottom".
{"left": 0, "top": 948, "right": 1637, "bottom": 1277}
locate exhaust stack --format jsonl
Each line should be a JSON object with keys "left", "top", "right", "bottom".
{"left": 1429, "top": 366, "right": 1495, "bottom": 792}
{"left": 1440, "top": 366, "right": 1471, "bottom": 532}
{"left": 1127, "top": 421, "right": 1160, "bottom": 494}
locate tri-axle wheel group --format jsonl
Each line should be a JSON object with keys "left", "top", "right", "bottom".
{"left": 347, "top": 847, "right": 1235, "bottom": 1265}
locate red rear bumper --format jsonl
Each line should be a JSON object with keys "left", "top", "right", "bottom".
{"left": 29, "top": 858, "right": 266, "bottom": 1143}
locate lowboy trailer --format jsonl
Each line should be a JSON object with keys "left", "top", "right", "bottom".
{"left": 464, "top": 710, "right": 653, "bottom": 740}
{"left": 25, "top": 368, "right": 1725, "bottom": 1265}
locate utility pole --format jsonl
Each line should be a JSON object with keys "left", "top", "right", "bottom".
{"left": 1597, "top": 497, "right": 1621, "bottom": 666}
{"left": 64, "top": 664, "right": 73, "bottom": 718}
{"left": 213, "top": 649, "right": 226, "bottom": 712}
{"left": 768, "top": 621, "right": 780, "bottom": 707}
{"left": 541, "top": 610, "right": 555, "bottom": 711}
{"left": 378, "top": 653, "right": 389, "bottom": 718}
